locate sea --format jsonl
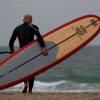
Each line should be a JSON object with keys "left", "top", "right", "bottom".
{"left": 0, "top": 45, "right": 100, "bottom": 93}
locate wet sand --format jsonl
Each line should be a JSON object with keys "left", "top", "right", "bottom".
{"left": 0, "top": 92, "right": 100, "bottom": 100}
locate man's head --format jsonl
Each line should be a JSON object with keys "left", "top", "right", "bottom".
{"left": 23, "top": 14, "right": 32, "bottom": 24}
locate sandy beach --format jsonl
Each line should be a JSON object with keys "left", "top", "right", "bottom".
{"left": 0, "top": 92, "right": 100, "bottom": 100}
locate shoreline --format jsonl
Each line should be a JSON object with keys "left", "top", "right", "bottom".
{"left": 0, "top": 92, "right": 100, "bottom": 100}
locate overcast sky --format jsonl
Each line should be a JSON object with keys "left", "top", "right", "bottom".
{"left": 0, "top": 0, "right": 100, "bottom": 46}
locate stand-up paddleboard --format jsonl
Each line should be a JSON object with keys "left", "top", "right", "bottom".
{"left": 0, "top": 15, "right": 100, "bottom": 90}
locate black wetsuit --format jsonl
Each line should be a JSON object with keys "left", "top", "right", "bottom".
{"left": 9, "top": 23, "right": 45, "bottom": 51}
{"left": 9, "top": 23, "right": 46, "bottom": 92}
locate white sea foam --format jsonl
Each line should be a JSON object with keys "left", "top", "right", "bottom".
{"left": 1, "top": 80, "right": 100, "bottom": 93}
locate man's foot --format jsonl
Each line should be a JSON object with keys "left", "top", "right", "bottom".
{"left": 28, "top": 90, "right": 32, "bottom": 94}
{"left": 22, "top": 87, "right": 27, "bottom": 93}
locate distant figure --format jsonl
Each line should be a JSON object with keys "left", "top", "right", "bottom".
{"left": 9, "top": 14, "right": 48, "bottom": 93}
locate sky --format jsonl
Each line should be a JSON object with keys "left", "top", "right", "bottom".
{"left": 0, "top": 0, "right": 100, "bottom": 46}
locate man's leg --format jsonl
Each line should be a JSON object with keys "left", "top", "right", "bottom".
{"left": 28, "top": 77, "right": 35, "bottom": 93}
{"left": 22, "top": 81, "right": 28, "bottom": 93}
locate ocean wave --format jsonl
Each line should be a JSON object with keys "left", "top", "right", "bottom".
{"left": 1, "top": 80, "right": 100, "bottom": 92}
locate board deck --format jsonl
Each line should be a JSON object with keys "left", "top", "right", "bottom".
{"left": 0, "top": 15, "right": 100, "bottom": 90}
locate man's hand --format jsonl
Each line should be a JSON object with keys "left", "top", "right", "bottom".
{"left": 42, "top": 47, "right": 48, "bottom": 56}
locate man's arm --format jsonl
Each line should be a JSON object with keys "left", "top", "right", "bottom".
{"left": 30, "top": 25, "right": 48, "bottom": 56}
{"left": 35, "top": 30, "right": 48, "bottom": 56}
{"left": 9, "top": 29, "right": 17, "bottom": 53}
{"left": 29, "top": 24, "right": 45, "bottom": 48}
{"left": 35, "top": 29, "right": 46, "bottom": 48}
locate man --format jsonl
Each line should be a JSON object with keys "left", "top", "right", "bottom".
{"left": 9, "top": 14, "right": 48, "bottom": 93}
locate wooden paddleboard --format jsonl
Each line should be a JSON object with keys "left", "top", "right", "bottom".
{"left": 0, "top": 14, "right": 100, "bottom": 90}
